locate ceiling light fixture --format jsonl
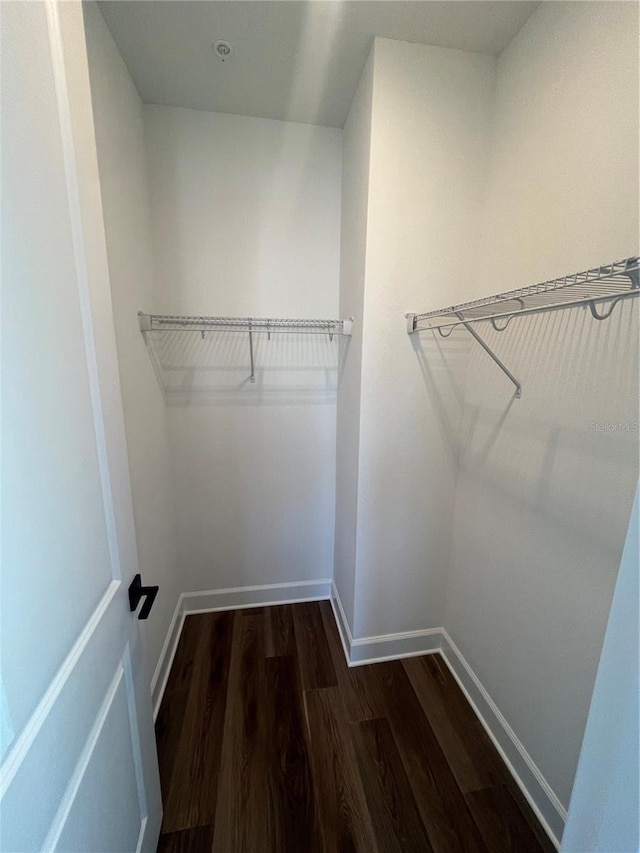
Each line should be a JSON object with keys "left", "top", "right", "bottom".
{"left": 213, "top": 40, "right": 233, "bottom": 61}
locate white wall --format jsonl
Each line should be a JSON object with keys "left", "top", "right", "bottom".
{"left": 83, "top": 5, "right": 181, "bottom": 683}
{"left": 350, "top": 39, "right": 495, "bottom": 638}
{"left": 477, "top": 1, "right": 639, "bottom": 295}
{"left": 333, "top": 50, "right": 374, "bottom": 631}
{"left": 444, "top": 0, "right": 639, "bottom": 819}
{"left": 562, "top": 488, "right": 639, "bottom": 852}
{"left": 143, "top": 106, "right": 342, "bottom": 592}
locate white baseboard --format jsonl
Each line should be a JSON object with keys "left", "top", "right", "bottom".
{"left": 150, "top": 579, "right": 331, "bottom": 719}
{"left": 182, "top": 579, "right": 332, "bottom": 616}
{"left": 440, "top": 629, "right": 565, "bottom": 848}
{"left": 350, "top": 632, "right": 442, "bottom": 665}
{"left": 330, "top": 582, "right": 562, "bottom": 847}
{"left": 330, "top": 581, "right": 442, "bottom": 666}
{"left": 150, "top": 596, "right": 186, "bottom": 721}
{"left": 329, "top": 580, "right": 354, "bottom": 662}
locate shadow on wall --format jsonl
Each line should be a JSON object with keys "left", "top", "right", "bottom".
{"left": 412, "top": 328, "right": 471, "bottom": 467}
{"left": 457, "top": 301, "right": 639, "bottom": 552}
{"left": 142, "top": 329, "right": 345, "bottom": 405}
{"left": 412, "top": 301, "right": 638, "bottom": 553}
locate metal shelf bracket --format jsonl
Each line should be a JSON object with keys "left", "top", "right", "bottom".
{"left": 248, "top": 323, "right": 255, "bottom": 383}
{"left": 455, "top": 312, "right": 522, "bottom": 399}
{"left": 406, "top": 310, "right": 522, "bottom": 397}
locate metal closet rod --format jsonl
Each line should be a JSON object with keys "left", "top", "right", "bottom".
{"left": 138, "top": 312, "right": 353, "bottom": 384}
{"left": 405, "top": 256, "right": 639, "bottom": 399}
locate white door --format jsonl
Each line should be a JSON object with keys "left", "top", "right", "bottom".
{"left": 0, "top": 1, "right": 162, "bottom": 850}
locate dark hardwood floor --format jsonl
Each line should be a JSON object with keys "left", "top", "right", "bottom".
{"left": 155, "top": 602, "right": 556, "bottom": 853}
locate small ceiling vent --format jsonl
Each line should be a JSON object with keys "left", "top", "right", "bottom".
{"left": 213, "top": 40, "right": 233, "bottom": 61}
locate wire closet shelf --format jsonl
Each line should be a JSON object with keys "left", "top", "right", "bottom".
{"left": 405, "top": 256, "right": 639, "bottom": 400}
{"left": 406, "top": 257, "right": 638, "bottom": 335}
{"left": 139, "top": 313, "right": 353, "bottom": 338}
{"left": 138, "top": 312, "right": 353, "bottom": 384}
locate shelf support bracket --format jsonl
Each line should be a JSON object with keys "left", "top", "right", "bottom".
{"left": 455, "top": 312, "right": 522, "bottom": 399}
{"left": 138, "top": 312, "right": 152, "bottom": 332}
{"left": 248, "top": 325, "right": 256, "bottom": 383}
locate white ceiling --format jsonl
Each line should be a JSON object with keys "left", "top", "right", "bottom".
{"left": 98, "top": 1, "right": 540, "bottom": 128}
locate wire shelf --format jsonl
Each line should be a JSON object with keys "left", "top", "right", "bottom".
{"left": 139, "top": 312, "right": 353, "bottom": 385}
{"left": 139, "top": 313, "right": 353, "bottom": 336}
{"left": 406, "top": 257, "right": 639, "bottom": 334}
{"left": 405, "top": 256, "right": 639, "bottom": 400}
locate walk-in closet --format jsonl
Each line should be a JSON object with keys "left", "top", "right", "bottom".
{"left": 2, "top": 1, "right": 638, "bottom": 851}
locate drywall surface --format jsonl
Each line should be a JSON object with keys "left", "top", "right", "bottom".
{"left": 333, "top": 50, "right": 374, "bottom": 633}
{"left": 444, "top": 0, "right": 639, "bottom": 816}
{"left": 84, "top": 5, "right": 180, "bottom": 682}
{"left": 350, "top": 39, "right": 495, "bottom": 638}
{"left": 144, "top": 106, "right": 342, "bottom": 591}
{"left": 562, "top": 488, "right": 639, "bottom": 852}
{"left": 477, "top": 0, "right": 639, "bottom": 293}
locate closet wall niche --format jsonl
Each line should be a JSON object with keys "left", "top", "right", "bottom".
{"left": 84, "top": 0, "right": 639, "bottom": 844}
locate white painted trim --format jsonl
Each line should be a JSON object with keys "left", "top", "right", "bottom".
{"left": 152, "top": 609, "right": 185, "bottom": 722}
{"left": 42, "top": 663, "right": 124, "bottom": 851}
{"left": 151, "top": 580, "right": 332, "bottom": 719}
{"left": 134, "top": 816, "right": 148, "bottom": 853}
{"left": 440, "top": 629, "right": 564, "bottom": 848}
{"left": 123, "top": 645, "right": 149, "bottom": 820}
{"left": 330, "top": 580, "right": 354, "bottom": 663}
{"left": 45, "top": 0, "right": 122, "bottom": 583}
{"left": 350, "top": 628, "right": 442, "bottom": 665}
{"left": 330, "top": 581, "right": 442, "bottom": 666}
{"left": 353, "top": 627, "right": 442, "bottom": 646}
{"left": 0, "top": 580, "right": 120, "bottom": 798}
{"left": 349, "top": 646, "right": 442, "bottom": 667}
{"left": 150, "top": 594, "right": 184, "bottom": 702}
{"left": 150, "top": 596, "right": 183, "bottom": 693}
{"left": 181, "top": 580, "right": 332, "bottom": 616}
{"left": 181, "top": 578, "right": 333, "bottom": 599}
{"left": 186, "top": 597, "right": 329, "bottom": 616}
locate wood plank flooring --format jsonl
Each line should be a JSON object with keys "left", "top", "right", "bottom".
{"left": 156, "top": 602, "right": 556, "bottom": 853}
